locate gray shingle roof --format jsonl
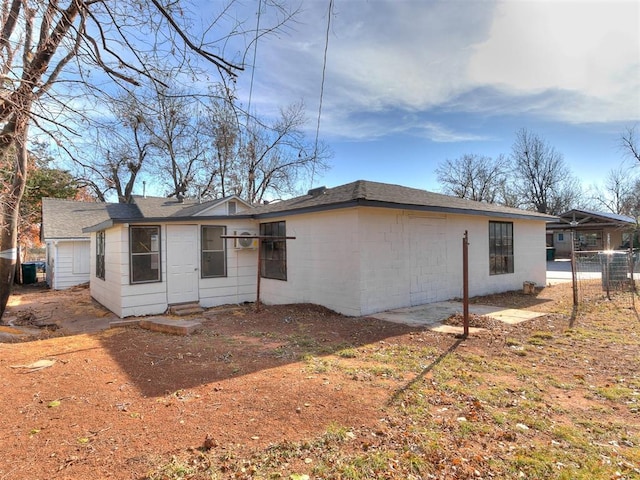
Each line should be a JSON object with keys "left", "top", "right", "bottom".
{"left": 131, "top": 196, "right": 228, "bottom": 218}
{"left": 41, "top": 198, "right": 139, "bottom": 240}
{"left": 251, "top": 180, "right": 556, "bottom": 221}
{"left": 73, "top": 180, "right": 557, "bottom": 234}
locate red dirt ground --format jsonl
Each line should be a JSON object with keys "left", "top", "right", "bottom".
{"left": 0, "top": 283, "right": 636, "bottom": 479}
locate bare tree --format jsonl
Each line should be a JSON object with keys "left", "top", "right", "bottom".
{"left": 510, "top": 128, "right": 579, "bottom": 215}
{"left": 76, "top": 91, "right": 154, "bottom": 203}
{"left": 0, "top": 0, "right": 279, "bottom": 318}
{"left": 238, "top": 102, "right": 330, "bottom": 204}
{"left": 207, "top": 85, "right": 241, "bottom": 199}
{"left": 589, "top": 167, "right": 639, "bottom": 216}
{"left": 436, "top": 153, "right": 508, "bottom": 203}
{"left": 142, "top": 84, "right": 215, "bottom": 200}
{"left": 621, "top": 125, "right": 640, "bottom": 164}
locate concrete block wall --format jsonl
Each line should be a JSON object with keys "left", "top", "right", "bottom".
{"left": 259, "top": 209, "right": 363, "bottom": 316}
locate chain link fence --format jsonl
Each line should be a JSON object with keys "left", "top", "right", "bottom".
{"left": 573, "top": 249, "right": 639, "bottom": 307}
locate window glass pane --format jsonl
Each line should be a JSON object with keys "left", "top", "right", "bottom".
{"left": 131, "top": 253, "right": 160, "bottom": 282}
{"left": 96, "top": 231, "right": 105, "bottom": 280}
{"left": 260, "top": 221, "right": 287, "bottom": 280}
{"left": 202, "top": 251, "right": 225, "bottom": 277}
{"left": 489, "top": 221, "right": 514, "bottom": 275}
{"left": 130, "top": 226, "right": 161, "bottom": 283}
{"left": 201, "top": 226, "right": 226, "bottom": 278}
{"left": 202, "top": 226, "right": 224, "bottom": 251}
{"left": 131, "top": 227, "right": 159, "bottom": 254}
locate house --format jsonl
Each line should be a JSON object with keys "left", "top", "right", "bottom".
{"left": 40, "top": 198, "right": 129, "bottom": 290}
{"left": 76, "top": 180, "right": 554, "bottom": 318}
{"left": 546, "top": 209, "right": 638, "bottom": 258}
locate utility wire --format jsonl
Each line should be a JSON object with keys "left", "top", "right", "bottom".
{"left": 247, "top": 0, "right": 263, "bottom": 118}
{"left": 311, "top": 0, "right": 333, "bottom": 188}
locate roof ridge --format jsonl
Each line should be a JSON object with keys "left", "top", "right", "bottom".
{"left": 353, "top": 179, "right": 367, "bottom": 199}
{"left": 42, "top": 197, "right": 104, "bottom": 204}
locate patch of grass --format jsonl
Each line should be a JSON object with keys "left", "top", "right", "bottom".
{"left": 531, "top": 331, "right": 554, "bottom": 340}
{"left": 595, "top": 384, "right": 636, "bottom": 402}
{"left": 336, "top": 347, "right": 358, "bottom": 358}
{"left": 303, "top": 355, "right": 332, "bottom": 374}
{"left": 144, "top": 291, "right": 640, "bottom": 480}
{"left": 288, "top": 333, "right": 319, "bottom": 349}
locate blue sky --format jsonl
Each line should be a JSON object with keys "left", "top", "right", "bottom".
{"left": 224, "top": 0, "right": 640, "bottom": 195}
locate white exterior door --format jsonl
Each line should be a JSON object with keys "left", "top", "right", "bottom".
{"left": 167, "top": 225, "right": 199, "bottom": 304}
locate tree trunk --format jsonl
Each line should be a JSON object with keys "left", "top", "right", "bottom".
{"left": 0, "top": 118, "right": 29, "bottom": 321}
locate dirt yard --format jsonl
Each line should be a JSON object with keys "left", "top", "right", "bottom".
{"left": 0, "top": 283, "right": 638, "bottom": 479}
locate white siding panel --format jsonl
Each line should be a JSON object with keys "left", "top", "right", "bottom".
{"left": 90, "top": 228, "right": 125, "bottom": 317}
{"left": 358, "top": 209, "right": 456, "bottom": 315}
{"left": 72, "top": 241, "right": 90, "bottom": 274}
{"left": 259, "top": 209, "right": 362, "bottom": 316}
{"left": 259, "top": 208, "right": 547, "bottom": 316}
{"left": 49, "top": 240, "right": 91, "bottom": 290}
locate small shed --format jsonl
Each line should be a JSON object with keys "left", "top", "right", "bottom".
{"left": 40, "top": 198, "right": 136, "bottom": 290}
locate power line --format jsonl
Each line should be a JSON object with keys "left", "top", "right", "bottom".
{"left": 247, "top": 0, "right": 263, "bottom": 117}
{"left": 311, "top": 0, "right": 333, "bottom": 188}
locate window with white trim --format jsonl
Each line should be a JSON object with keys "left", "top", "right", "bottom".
{"left": 130, "top": 226, "right": 161, "bottom": 283}
{"left": 201, "top": 226, "right": 226, "bottom": 278}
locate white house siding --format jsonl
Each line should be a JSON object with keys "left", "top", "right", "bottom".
{"left": 259, "top": 209, "right": 363, "bottom": 316}
{"left": 261, "top": 208, "right": 547, "bottom": 317}
{"left": 358, "top": 212, "right": 547, "bottom": 316}
{"left": 357, "top": 209, "right": 453, "bottom": 315}
{"left": 463, "top": 215, "right": 547, "bottom": 298}
{"left": 197, "top": 221, "right": 258, "bottom": 309}
{"left": 90, "top": 227, "right": 128, "bottom": 317}
{"left": 91, "top": 221, "right": 260, "bottom": 318}
{"left": 45, "top": 240, "right": 90, "bottom": 290}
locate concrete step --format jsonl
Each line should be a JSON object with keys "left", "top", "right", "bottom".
{"left": 139, "top": 317, "right": 202, "bottom": 336}
{"left": 168, "top": 303, "right": 204, "bottom": 316}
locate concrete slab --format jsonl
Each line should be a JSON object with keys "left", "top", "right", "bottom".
{"left": 371, "top": 301, "right": 464, "bottom": 327}
{"left": 370, "top": 301, "right": 546, "bottom": 329}
{"left": 139, "top": 317, "right": 202, "bottom": 335}
{"left": 109, "top": 319, "right": 141, "bottom": 329}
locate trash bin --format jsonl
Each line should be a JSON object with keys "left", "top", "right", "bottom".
{"left": 21, "top": 263, "right": 37, "bottom": 284}
{"left": 546, "top": 247, "right": 556, "bottom": 261}
{"left": 599, "top": 252, "right": 628, "bottom": 290}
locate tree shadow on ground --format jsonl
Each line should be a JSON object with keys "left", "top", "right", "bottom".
{"left": 98, "top": 304, "right": 424, "bottom": 397}
{"left": 469, "top": 289, "right": 556, "bottom": 309}
{"left": 386, "top": 337, "right": 464, "bottom": 406}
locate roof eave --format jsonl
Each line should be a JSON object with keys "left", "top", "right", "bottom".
{"left": 254, "top": 199, "right": 556, "bottom": 221}
{"left": 83, "top": 214, "right": 256, "bottom": 232}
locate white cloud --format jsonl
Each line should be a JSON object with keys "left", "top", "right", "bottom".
{"left": 468, "top": 0, "right": 640, "bottom": 122}
{"left": 244, "top": 1, "right": 494, "bottom": 114}
{"left": 239, "top": 0, "right": 639, "bottom": 140}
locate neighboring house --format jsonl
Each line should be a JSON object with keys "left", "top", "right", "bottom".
{"left": 546, "top": 209, "right": 638, "bottom": 257}
{"left": 77, "top": 180, "right": 554, "bottom": 318}
{"left": 40, "top": 198, "right": 115, "bottom": 290}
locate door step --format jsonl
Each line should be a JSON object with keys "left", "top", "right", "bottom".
{"left": 168, "top": 302, "right": 204, "bottom": 316}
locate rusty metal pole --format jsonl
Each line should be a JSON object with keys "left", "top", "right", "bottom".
{"left": 571, "top": 230, "right": 578, "bottom": 307}
{"left": 463, "top": 230, "right": 469, "bottom": 338}
{"left": 629, "top": 245, "right": 636, "bottom": 294}
{"left": 255, "top": 239, "right": 262, "bottom": 312}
